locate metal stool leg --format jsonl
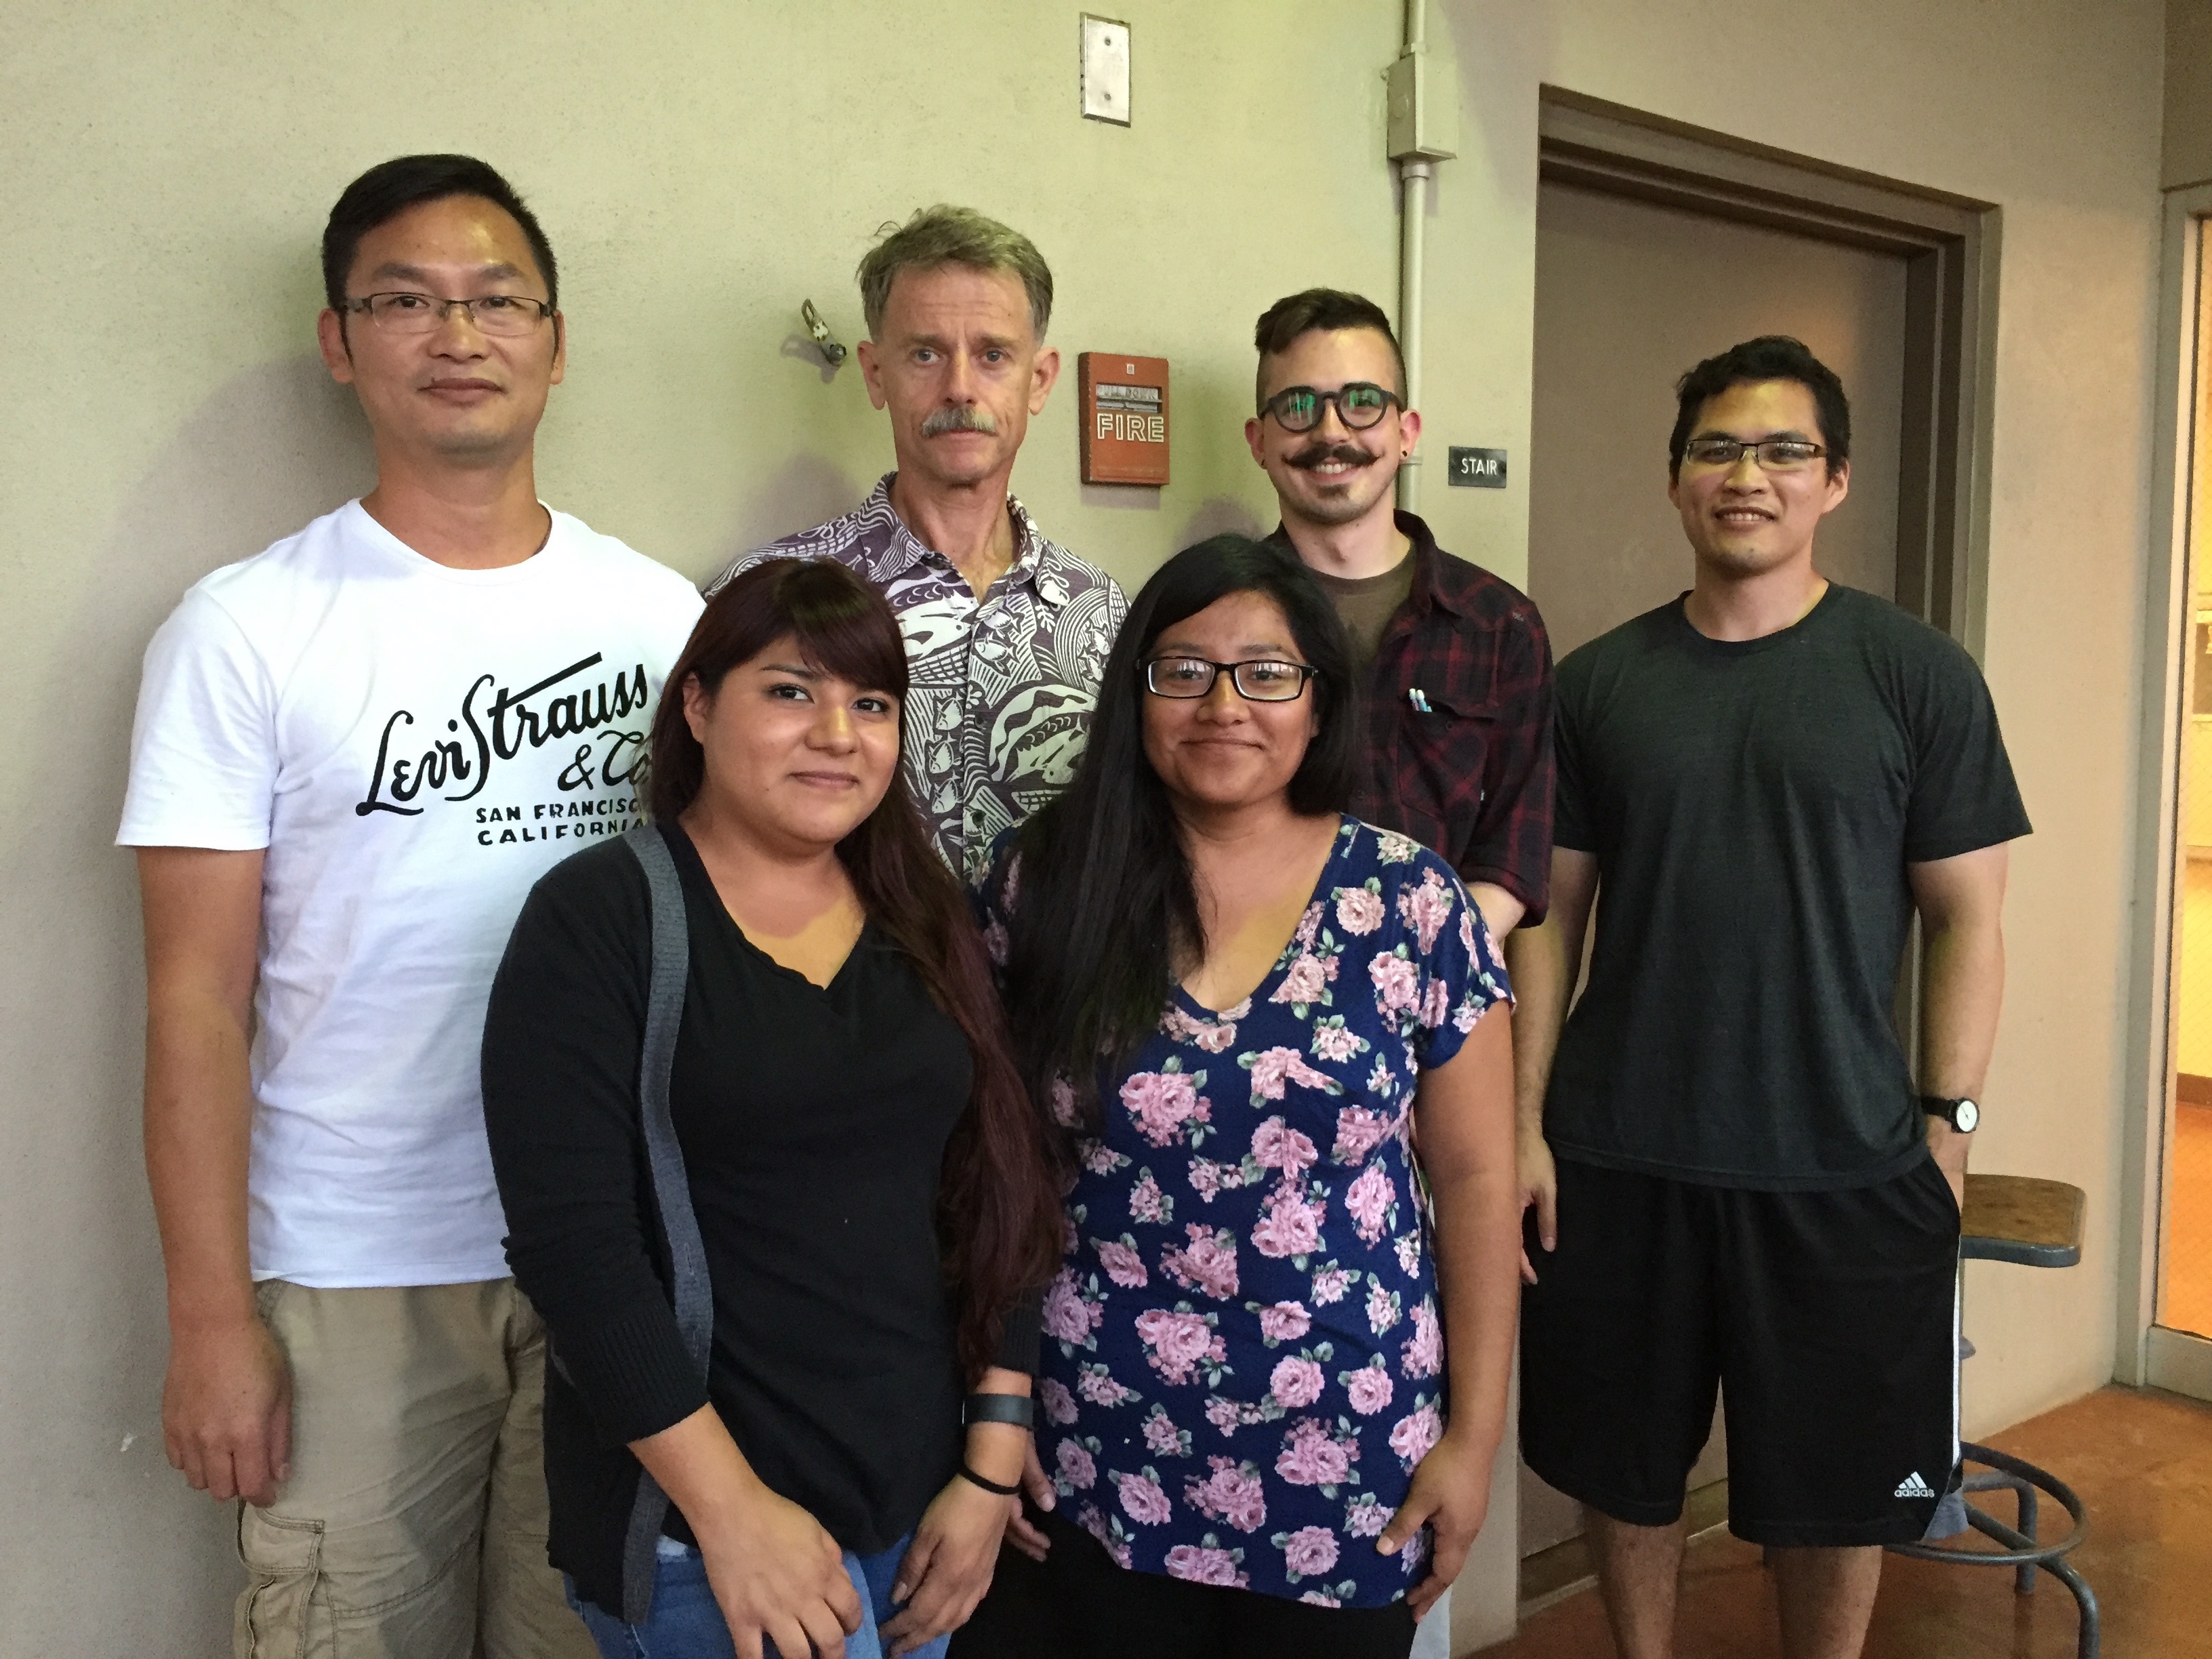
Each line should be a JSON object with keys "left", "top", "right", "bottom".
{"left": 1963, "top": 1509, "right": 2100, "bottom": 1659}
{"left": 1964, "top": 1469, "right": 2040, "bottom": 1593}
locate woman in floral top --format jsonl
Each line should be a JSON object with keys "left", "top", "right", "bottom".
{"left": 966, "top": 538, "right": 1520, "bottom": 1659}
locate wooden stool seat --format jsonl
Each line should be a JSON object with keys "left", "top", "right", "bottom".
{"left": 1961, "top": 1173, "right": 2085, "bottom": 1267}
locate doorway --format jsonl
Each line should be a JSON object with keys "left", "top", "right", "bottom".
{"left": 1517, "top": 89, "right": 2000, "bottom": 1592}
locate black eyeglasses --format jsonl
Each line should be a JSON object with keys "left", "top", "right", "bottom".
{"left": 1144, "top": 657, "right": 1319, "bottom": 702}
{"left": 1679, "top": 436, "right": 1828, "bottom": 472}
{"left": 1258, "top": 382, "right": 1401, "bottom": 434}
{"left": 342, "top": 292, "right": 556, "bottom": 337}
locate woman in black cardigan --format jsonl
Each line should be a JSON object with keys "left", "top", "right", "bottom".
{"left": 482, "top": 558, "right": 1062, "bottom": 1659}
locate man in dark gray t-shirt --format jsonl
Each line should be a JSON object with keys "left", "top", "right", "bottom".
{"left": 1515, "top": 337, "right": 2028, "bottom": 1659}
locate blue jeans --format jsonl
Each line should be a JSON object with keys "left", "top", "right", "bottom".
{"left": 567, "top": 1535, "right": 950, "bottom": 1659}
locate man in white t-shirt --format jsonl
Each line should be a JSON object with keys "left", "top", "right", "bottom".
{"left": 120, "top": 155, "right": 701, "bottom": 1658}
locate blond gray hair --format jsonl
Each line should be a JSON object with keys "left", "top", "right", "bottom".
{"left": 857, "top": 205, "right": 1053, "bottom": 342}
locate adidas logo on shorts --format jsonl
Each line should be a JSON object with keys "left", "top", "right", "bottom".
{"left": 1893, "top": 1471, "right": 1937, "bottom": 1499}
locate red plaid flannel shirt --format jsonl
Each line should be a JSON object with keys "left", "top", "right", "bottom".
{"left": 1277, "top": 512, "right": 1556, "bottom": 924}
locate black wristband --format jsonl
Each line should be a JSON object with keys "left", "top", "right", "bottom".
{"left": 963, "top": 1391, "right": 1035, "bottom": 1429}
{"left": 956, "top": 1460, "right": 1021, "bottom": 1498}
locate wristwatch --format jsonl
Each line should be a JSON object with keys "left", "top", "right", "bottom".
{"left": 1919, "top": 1094, "right": 1980, "bottom": 1133}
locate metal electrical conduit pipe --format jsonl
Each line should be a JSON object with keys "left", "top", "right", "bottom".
{"left": 1391, "top": 0, "right": 1450, "bottom": 513}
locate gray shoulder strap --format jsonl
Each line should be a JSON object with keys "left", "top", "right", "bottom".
{"left": 617, "top": 821, "right": 712, "bottom": 1624}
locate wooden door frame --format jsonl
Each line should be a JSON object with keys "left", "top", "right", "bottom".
{"left": 1537, "top": 87, "right": 1999, "bottom": 657}
{"left": 2121, "top": 181, "right": 2212, "bottom": 1398}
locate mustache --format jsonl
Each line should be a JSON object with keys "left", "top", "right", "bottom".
{"left": 921, "top": 404, "right": 1000, "bottom": 438}
{"left": 1287, "top": 442, "right": 1373, "bottom": 471}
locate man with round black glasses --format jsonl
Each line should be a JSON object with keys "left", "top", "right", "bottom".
{"left": 1512, "top": 335, "right": 2030, "bottom": 1659}
{"left": 1246, "top": 288, "right": 1555, "bottom": 947}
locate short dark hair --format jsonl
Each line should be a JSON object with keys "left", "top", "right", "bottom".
{"left": 321, "top": 155, "right": 558, "bottom": 314}
{"left": 1668, "top": 335, "right": 1850, "bottom": 479}
{"left": 1252, "top": 289, "right": 1407, "bottom": 411}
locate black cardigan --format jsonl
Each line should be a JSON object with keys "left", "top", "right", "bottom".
{"left": 481, "top": 827, "right": 1039, "bottom": 1613}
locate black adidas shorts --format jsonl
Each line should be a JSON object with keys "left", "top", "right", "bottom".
{"left": 1519, "top": 1155, "right": 1961, "bottom": 1548}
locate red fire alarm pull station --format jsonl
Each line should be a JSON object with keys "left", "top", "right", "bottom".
{"left": 1079, "top": 352, "right": 1169, "bottom": 486}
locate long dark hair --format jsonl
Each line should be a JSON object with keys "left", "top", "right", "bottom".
{"left": 648, "top": 557, "right": 1062, "bottom": 1379}
{"left": 1002, "top": 535, "right": 1359, "bottom": 1122}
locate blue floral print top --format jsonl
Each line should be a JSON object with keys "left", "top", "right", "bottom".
{"left": 978, "top": 818, "right": 1511, "bottom": 1607}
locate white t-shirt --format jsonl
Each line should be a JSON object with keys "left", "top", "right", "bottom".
{"left": 119, "top": 500, "right": 704, "bottom": 1288}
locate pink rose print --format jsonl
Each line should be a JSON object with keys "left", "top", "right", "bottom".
{"left": 1076, "top": 1363, "right": 1139, "bottom": 1407}
{"left": 1275, "top": 1418, "right": 1355, "bottom": 1488}
{"left": 1188, "top": 1159, "right": 1223, "bottom": 1202}
{"left": 1122, "top": 1069, "right": 1205, "bottom": 1147}
{"left": 1376, "top": 831, "right": 1419, "bottom": 864}
{"left": 1332, "top": 1105, "right": 1395, "bottom": 1166}
{"left": 1001, "top": 852, "right": 1023, "bottom": 909}
{"left": 1061, "top": 1214, "right": 1080, "bottom": 1254}
{"left": 1113, "top": 1467, "right": 1173, "bottom": 1525}
{"left": 1251, "top": 1185, "right": 1324, "bottom": 1260}
{"left": 1272, "top": 952, "right": 1329, "bottom": 1008}
{"left": 1299, "top": 1591, "right": 1344, "bottom": 1607}
{"left": 1294, "top": 901, "right": 1324, "bottom": 949}
{"left": 1370, "top": 953, "right": 1420, "bottom": 1015}
{"left": 1344, "top": 1361, "right": 1395, "bottom": 1416}
{"left": 1078, "top": 1502, "right": 1134, "bottom": 1569}
{"left": 1345, "top": 1493, "right": 1391, "bottom": 1538}
{"left": 1345, "top": 1164, "right": 1397, "bottom": 1244}
{"left": 1191, "top": 1019, "right": 1240, "bottom": 1053}
{"left": 1093, "top": 1237, "right": 1148, "bottom": 1289}
{"left": 1204, "top": 1396, "right": 1244, "bottom": 1435}
{"left": 1279, "top": 1525, "right": 1339, "bottom": 1578}
{"left": 1143, "top": 1407, "right": 1187, "bottom": 1457}
{"left": 1250, "top": 1116, "right": 1319, "bottom": 1177}
{"left": 1135, "top": 1307, "right": 1225, "bottom": 1385}
{"left": 1164, "top": 1544, "right": 1248, "bottom": 1587}
{"left": 1184, "top": 1456, "right": 1268, "bottom": 1533}
{"left": 1400, "top": 1299, "right": 1443, "bottom": 1379}
{"left": 1367, "top": 1057, "right": 1397, "bottom": 1098}
{"left": 1056, "top": 1438, "right": 1098, "bottom": 1490}
{"left": 1310, "top": 1265, "right": 1353, "bottom": 1305}
{"left": 983, "top": 918, "right": 1010, "bottom": 968}
{"left": 1081, "top": 1142, "right": 1124, "bottom": 1177}
{"left": 1389, "top": 1402, "right": 1443, "bottom": 1467}
{"left": 1335, "top": 886, "right": 1386, "bottom": 935}
{"left": 1244, "top": 1047, "right": 1338, "bottom": 1104}
{"left": 1311, "top": 1021, "right": 1364, "bottom": 1063}
{"left": 1460, "top": 905, "right": 1478, "bottom": 956}
{"left": 1130, "top": 1170, "right": 1170, "bottom": 1225}
{"left": 1039, "top": 1378, "right": 1078, "bottom": 1425}
{"left": 1050, "top": 1077, "right": 1082, "bottom": 1128}
{"left": 1399, "top": 870, "right": 1454, "bottom": 953}
{"left": 1256, "top": 1300, "right": 1311, "bottom": 1343}
{"left": 1395, "top": 1233, "right": 1423, "bottom": 1276}
{"left": 1042, "top": 1268, "right": 1103, "bottom": 1347}
{"left": 1269, "top": 1355, "right": 1326, "bottom": 1410}
{"left": 1420, "top": 976, "right": 1452, "bottom": 1029}
{"left": 1162, "top": 1225, "right": 1240, "bottom": 1300}
{"left": 1454, "top": 993, "right": 1483, "bottom": 1033}
{"left": 1366, "top": 1277, "right": 1402, "bottom": 1334}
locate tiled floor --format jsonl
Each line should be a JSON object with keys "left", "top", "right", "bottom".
{"left": 1474, "top": 1385, "right": 2212, "bottom": 1658}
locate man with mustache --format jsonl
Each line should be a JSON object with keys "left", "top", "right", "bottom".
{"left": 1248, "top": 288, "right": 1555, "bottom": 943}
{"left": 710, "top": 205, "right": 1126, "bottom": 880}
{"left": 119, "top": 155, "right": 700, "bottom": 1657}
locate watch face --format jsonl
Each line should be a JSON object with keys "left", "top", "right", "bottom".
{"left": 1954, "top": 1099, "right": 1980, "bottom": 1133}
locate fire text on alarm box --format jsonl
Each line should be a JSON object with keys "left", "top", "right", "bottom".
{"left": 1079, "top": 352, "right": 1170, "bottom": 487}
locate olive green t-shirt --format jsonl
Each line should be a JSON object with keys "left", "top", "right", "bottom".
{"left": 1311, "top": 554, "right": 1416, "bottom": 670}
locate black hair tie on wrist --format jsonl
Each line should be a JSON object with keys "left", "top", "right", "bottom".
{"left": 957, "top": 1461, "right": 1021, "bottom": 1498}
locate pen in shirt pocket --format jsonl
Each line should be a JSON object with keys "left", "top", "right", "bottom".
{"left": 1408, "top": 687, "right": 1432, "bottom": 713}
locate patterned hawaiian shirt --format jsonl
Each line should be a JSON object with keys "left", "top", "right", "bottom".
{"left": 708, "top": 474, "right": 1127, "bottom": 879}
{"left": 977, "top": 819, "right": 1512, "bottom": 1609}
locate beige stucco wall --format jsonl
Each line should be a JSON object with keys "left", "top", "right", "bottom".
{"left": 0, "top": 1, "right": 2169, "bottom": 1654}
